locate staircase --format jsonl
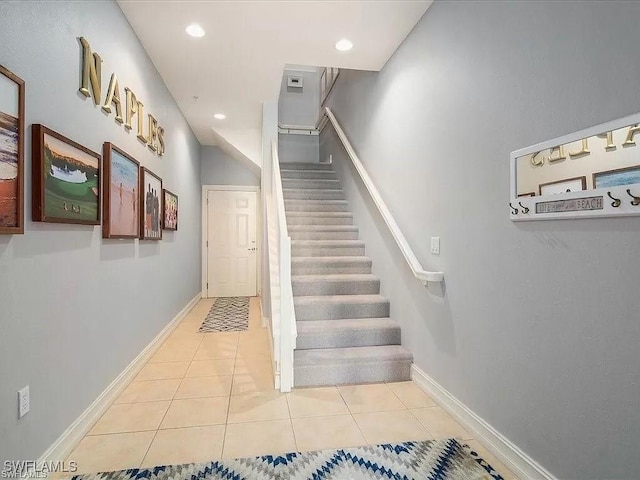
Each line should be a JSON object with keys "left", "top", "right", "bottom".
{"left": 281, "top": 162, "right": 413, "bottom": 387}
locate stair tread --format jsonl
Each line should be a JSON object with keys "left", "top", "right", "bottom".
{"left": 288, "top": 225, "right": 358, "bottom": 231}
{"left": 297, "top": 318, "right": 399, "bottom": 333}
{"left": 294, "top": 345, "right": 412, "bottom": 365}
{"left": 292, "top": 273, "right": 378, "bottom": 282}
{"left": 283, "top": 188, "right": 343, "bottom": 193}
{"left": 292, "top": 256, "right": 371, "bottom": 263}
{"left": 285, "top": 199, "right": 347, "bottom": 204}
{"left": 294, "top": 294, "right": 388, "bottom": 305}
{"left": 286, "top": 211, "right": 352, "bottom": 217}
{"left": 280, "top": 162, "right": 334, "bottom": 170}
{"left": 291, "top": 240, "right": 364, "bottom": 246}
{"left": 281, "top": 169, "right": 336, "bottom": 174}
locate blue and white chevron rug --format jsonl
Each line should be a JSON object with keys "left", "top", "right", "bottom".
{"left": 71, "top": 439, "right": 505, "bottom": 480}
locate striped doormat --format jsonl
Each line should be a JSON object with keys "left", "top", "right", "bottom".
{"left": 71, "top": 439, "right": 504, "bottom": 480}
{"left": 198, "top": 297, "right": 250, "bottom": 333}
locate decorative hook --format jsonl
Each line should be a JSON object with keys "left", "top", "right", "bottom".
{"left": 509, "top": 203, "right": 519, "bottom": 215}
{"left": 518, "top": 202, "right": 530, "bottom": 214}
{"left": 607, "top": 191, "right": 621, "bottom": 208}
{"left": 626, "top": 189, "right": 640, "bottom": 206}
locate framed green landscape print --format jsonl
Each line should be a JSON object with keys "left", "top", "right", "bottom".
{"left": 139, "top": 167, "right": 162, "bottom": 240}
{"left": 162, "top": 189, "right": 178, "bottom": 231}
{"left": 102, "top": 143, "right": 140, "bottom": 239}
{"left": 32, "top": 125, "right": 100, "bottom": 225}
{"left": 0, "top": 65, "right": 25, "bottom": 234}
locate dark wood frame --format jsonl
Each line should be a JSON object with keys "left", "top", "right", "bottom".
{"left": 0, "top": 65, "right": 25, "bottom": 234}
{"left": 102, "top": 143, "right": 140, "bottom": 239}
{"left": 32, "top": 124, "right": 101, "bottom": 225}
{"left": 517, "top": 192, "right": 536, "bottom": 197}
{"left": 592, "top": 164, "right": 640, "bottom": 190}
{"left": 139, "top": 166, "right": 163, "bottom": 240}
{"left": 162, "top": 188, "right": 178, "bottom": 231}
{"left": 538, "top": 176, "right": 587, "bottom": 196}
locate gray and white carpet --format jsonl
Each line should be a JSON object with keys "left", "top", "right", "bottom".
{"left": 71, "top": 439, "right": 504, "bottom": 480}
{"left": 198, "top": 297, "right": 250, "bottom": 333}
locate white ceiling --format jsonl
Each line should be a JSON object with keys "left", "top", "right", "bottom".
{"left": 118, "top": 0, "right": 431, "bottom": 166}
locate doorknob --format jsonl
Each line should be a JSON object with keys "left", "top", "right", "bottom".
{"left": 247, "top": 247, "right": 256, "bottom": 251}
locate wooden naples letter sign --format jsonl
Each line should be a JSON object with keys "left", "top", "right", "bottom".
{"left": 78, "top": 37, "right": 165, "bottom": 156}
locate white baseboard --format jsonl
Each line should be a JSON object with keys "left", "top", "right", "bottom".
{"left": 411, "top": 364, "right": 556, "bottom": 480}
{"left": 37, "top": 293, "right": 201, "bottom": 466}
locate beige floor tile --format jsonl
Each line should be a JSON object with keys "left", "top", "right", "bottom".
{"left": 160, "top": 397, "right": 229, "bottom": 429}
{"left": 67, "top": 431, "right": 155, "bottom": 474}
{"left": 353, "top": 410, "right": 432, "bottom": 444}
{"left": 223, "top": 419, "right": 295, "bottom": 459}
{"left": 465, "top": 439, "right": 520, "bottom": 480}
{"left": 115, "top": 379, "right": 181, "bottom": 404}
{"left": 193, "top": 340, "right": 238, "bottom": 360}
{"left": 338, "top": 383, "right": 406, "bottom": 413}
{"left": 175, "top": 376, "right": 233, "bottom": 399}
{"left": 203, "top": 331, "right": 241, "bottom": 342}
{"left": 231, "top": 373, "right": 275, "bottom": 395}
{"left": 186, "top": 359, "right": 235, "bottom": 377}
{"left": 386, "top": 381, "right": 437, "bottom": 409}
{"left": 292, "top": 414, "right": 366, "bottom": 452}
{"left": 227, "top": 391, "right": 290, "bottom": 423}
{"left": 150, "top": 341, "right": 201, "bottom": 363}
{"left": 234, "top": 356, "right": 273, "bottom": 375}
{"left": 89, "top": 401, "right": 170, "bottom": 435}
{"left": 136, "top": 362, "right": 189, "bottom": 381}
{"left": 236, "top": 340, "right": 270, "bottom": 358}
{"left": 287, "top": 387, "right": 349, "bottom": 418}
{"left": 411, "top": 406, "right": 473, "bottom": 440}
{"left": 141, "top": 425, "right": 225, "bottom": 467}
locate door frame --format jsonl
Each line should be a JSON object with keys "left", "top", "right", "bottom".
{"left": 201, "top": 185, "right": 261, "bottom": 298}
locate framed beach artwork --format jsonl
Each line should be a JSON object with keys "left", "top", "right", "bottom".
{"left": 593, "top": 165, "right": 640, "bottom": 190}
{"left": 32, "top": 125, "right": 100, "bottom": 225}
{"left": 162, "top": 189, "right": 178, "bottom": 231}
{"left": 102, "top": 143, "right": 140, "bottom": 239}
{"left": 0, "top": 65, "right": 25, "bottom": 234}
{"left": 538, "top": 176, "right": 586, "bottom": 196}
{"left": 139, "top": 167, "right": 162, "bottom": 240}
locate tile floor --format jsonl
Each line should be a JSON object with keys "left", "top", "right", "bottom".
{"left": 66, "top": 298, "right": 518, "bottom": 479}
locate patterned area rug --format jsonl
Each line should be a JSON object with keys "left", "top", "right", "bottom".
{"left": 71, "top": 439, "right": 504, "bottom": 480}
{"left": 198, "top": 297, "right": 250, "bottom": 333}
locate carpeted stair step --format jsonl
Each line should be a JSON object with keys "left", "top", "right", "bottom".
{"left": 286, "top": 212, "right": 353, "bottom": 226}
{"left": 291, "top": 256, "right": 372, "bottom": 275}
{"left": 294, "top": 294, "right": 390, "bottom": 320}
{"left": 292, "top": 274, "right": 380, "bottom": 296}
{"left": 291, "top": 240, "right": 365, "bottom": 257}
{"left": 288, "top": 225, "right": 359, "bottom": 241}
{"left": 282, "top": 178, "right": 341, "bottom": 190}
{"left": 294, "top": 345, "right": 412, "bottom": 387}
{"left": 285, "top": 200, "right": 349, "bottom": 213}
{"left": 279, "top": 162, "right": 334, "bottom": 171}
{"left": 281, "top": 169, "right": 337, "bottom": 180}
{"left": 296, "top": 318, "right": 401, "bottom": 349}
{"left": 283, "top": 189, "right": 345, "bottom": 201}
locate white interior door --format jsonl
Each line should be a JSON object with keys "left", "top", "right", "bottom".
{"left": 207, "top": 190, "right": 257, "bottom": 297}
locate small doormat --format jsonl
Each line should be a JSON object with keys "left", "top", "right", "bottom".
{"left": 198, "top": 297, "right": 250, "bottom": 333}
{"left": 70, "top": 439, "right": 505, "bottom": 480}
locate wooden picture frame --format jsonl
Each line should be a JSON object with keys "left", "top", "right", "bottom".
{"left": 32, "top": 124, "right": 100, "bottom": 225}
{"left": 139, "top": 167, "right": 162, "bottom": 240}
{"left": 0, "top": 65, "right": 25, "bottom": 234}
{"left": 162, "top": 189, "right": 178, "bottom": 231}
{"left": 593, "top": 164, "right": 640, "bottom": 190}
{"left": 102, "top": 143, "right": 140, "bottom": 239}
{"left": 538, "top": 176, "right": 586, "bottom": 196}
{"left": 517, "top": 192, "right": 536, "bottom": 197}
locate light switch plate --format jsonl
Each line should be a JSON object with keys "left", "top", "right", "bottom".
{"left": 18, "top": 386, "right": 29, "bottom": 418}
{"left": 430, "top": 237, "right": 440, "bottom": 255}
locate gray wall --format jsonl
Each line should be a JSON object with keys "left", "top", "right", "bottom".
{"left": 278, "top": 69, "right": 319, "bottom": 163}
{"left": 0, "top": 1, "right": 201, "bottom": 461}
{"left": 201, "top": 146, "right": 260, "bottom": 186}
{"left": 320, "top": 2, "right": 640, "bottom": 479}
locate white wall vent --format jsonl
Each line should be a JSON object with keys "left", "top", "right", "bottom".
{"left": 287, "top": 75, "right": 303, "bottom": 88}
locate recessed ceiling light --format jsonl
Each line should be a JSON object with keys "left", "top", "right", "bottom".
{"left": 214, "top": 113, "right": 226, "bottom": 120}
{"left": 185, "top": 24, "right": 205, "bottom": 38}
{"left": 335, "top": 39, "right": 353, "bottom": 51}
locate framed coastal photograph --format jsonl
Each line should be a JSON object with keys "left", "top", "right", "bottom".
{"left": 139, "top": 167, "right": 162, "bottom": 240}
{"left": 517, "top": 192, "right": 536, "bottom": 197}
{"left": 32, "top": 125, "right": 100, "bottom": 224}
{"left": 102, "top": 143, "right": 140, "bottom": 239}
{"left": 0, "top": 65, "right": 25, "bottom": 234}
{"left": 593, "top": 165, "right": 640, "bottom": 190}
{"left": 162, "top": 189, "right": 178, "bottom": 231}
{"left": 538, "top": 176, "right": 586, "bottom": 196}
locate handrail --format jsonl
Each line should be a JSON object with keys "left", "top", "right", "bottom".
{"left": 322, "top": 107, "right": 444, "bottom": 285}
{"left": 277, "top": 122, "right": 319, "bottom": 136}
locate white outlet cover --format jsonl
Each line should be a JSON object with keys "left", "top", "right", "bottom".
{"left": 430, "top": 236, "right": 440, "bottom": 255}
{"left": 18, "top": 385, "right": 29, "bottom": 418}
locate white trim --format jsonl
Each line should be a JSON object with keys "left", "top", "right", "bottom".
{"left": 201, "top": 185, "right": 261, "bottom": 298}
{"left": 37, "top": 293, "right": 201, "bottom": 466}
{"left": 411, "top": 364, "right": 557, "bottom": 480}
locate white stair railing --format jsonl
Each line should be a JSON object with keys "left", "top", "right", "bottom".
{"left": 320, "top": 107, "right": 444, "bottom": 285}
{"left": 266, "top": 140, "right": 296, "bottom": 392}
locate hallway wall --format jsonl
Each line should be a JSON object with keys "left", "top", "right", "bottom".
{"left": 0, "top": 1, "right": 201, "bottom": 461}
{"left": 320, "top": 2, "right": 640, "bottom": 479}
{"left": 201, "top": 146, "right": 260, "bottom": 186}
